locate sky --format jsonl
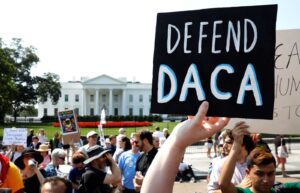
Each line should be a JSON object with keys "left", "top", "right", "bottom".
{"left": 0, "top": 0, "right": 299, "bottom": 83}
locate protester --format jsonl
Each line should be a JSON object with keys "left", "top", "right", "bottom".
{"left": 219, "top": 123, "right": 300, "bottom": 193}
{"left": 44, "top": 148, "right": 66, "bottom": 177}
{"left": 6, "top": 145, "right": 24, "bottom": 162}
{"left": 118, "top": 134, "right": 141, "bottom": 193}
{"left": 14, "top": 148, "right": 46, "bottom": 193}
{"left": 152, "top": 135, "right": 160, "bottom": 149}
{"left": 108, "top": 135, "right": 117, "bottom": 155}
{"left": 49, "top": 131, "right": 63, "bottom": 151}
{"left": 140, "top": 101, "right": 229, "bottom": 193}
{"left": 29, "top": 136, "right": 41, "bottom": 150}
{"left": 38, "top": 129, "right": 48, "bottom": 144}
{"left": 37, "top": 144, "right": 51, "bottom": 169}
{"left": 278, "top": 136, "right": 289, "bottom": 177}
{"left": 41, "top": 176, "right": 72, "bottom": 193}
{"left": 68, "top": 152, "right": 87, "bottom": 192}
{"left": 113, "top": 136, "right": 131, "bottom": 164}
{"left": 27, "top": 129, "right": 35, "bottom": 147}
{"left": 162, "top": 128, "right": 170, "bottom": 139}
{"left": 177, "top": 158, "right": 196, "bottom": 183}
{"left": 116, "top": 128, "right": 126, "bottom": 151}
{"left": 78, "top": 145, "right": 121, "bottom": 193}
{"left": 133, "top": 130, "right": 158, "bottom": 192}
{"left": 79, "top": 131, "right": 98, "bottom": 154}
{"left": 206, "top": 137, "right": 214, "bottom": 158}
{"left": 153, "top": 127, "right": 165, "bottom": 140}
{"left": 0, "top": 153, "right": 24, "bottom": 193}
{"left": 253, "top": 133, "right": 271, "bottom": 152}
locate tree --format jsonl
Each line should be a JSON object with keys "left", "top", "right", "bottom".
{"left": 0, "top": 38, "right": 61, "bottom": 123}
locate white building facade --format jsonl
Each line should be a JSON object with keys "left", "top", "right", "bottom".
{"left": 37, "top": 75, "right": 152, "bottom": 118}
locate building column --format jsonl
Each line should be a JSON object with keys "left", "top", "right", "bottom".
{"left": 82, "top": 89, "right": 86, "bottom": 116}
{"left": 95, "top": 89, "right": 99, "bottom": 115}
{"left": 109, "top": 89, "right": 113, "bottom": 115}
{"left": 122, "top": 89, "right": 126, "bottom": 116}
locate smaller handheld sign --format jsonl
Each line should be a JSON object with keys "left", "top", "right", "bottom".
{"left": 58, "top": 109, "right": 80, "bottom": 143}
{"left": 151, "top": 4, "right": 277, "bottom": 119}
{"left": 3, "top": 128, "right": 27, "bottom": 147}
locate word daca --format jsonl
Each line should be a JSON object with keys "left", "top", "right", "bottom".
{"left": 167, "top": 19, "right": 257, "bottom": 54}
{"left": 157, "top": 63, "right": 262, "bottom": 106}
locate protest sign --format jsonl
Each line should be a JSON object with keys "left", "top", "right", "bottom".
{"left": 58, "top": 110, "right": 80, "bottom": 143}
{"left": 228, "top": 29, "right": 300, "bottom": 134}
{"left": 3, "top": 128, "right": 27, "bottom": 147}
{"left": 151, "top": 5, "right": 277, "bottom": 119}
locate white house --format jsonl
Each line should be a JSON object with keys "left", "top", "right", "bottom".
{"left": 37, "top": 74, "right": 152, "bottom": 118}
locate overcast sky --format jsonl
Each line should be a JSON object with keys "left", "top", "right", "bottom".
{"left": 1, "top": 0, "right": 299, "bottom": 83}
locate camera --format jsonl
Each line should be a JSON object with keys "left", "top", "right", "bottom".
{"left": 28, "top": 159, "right": 37, "bottom": 168}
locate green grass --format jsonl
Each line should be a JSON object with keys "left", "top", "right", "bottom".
{"left": 0, "top": 122, "right": 180, "bottom": 139}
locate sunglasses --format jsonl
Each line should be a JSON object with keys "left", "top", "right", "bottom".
{"left": 58, "top": 157, "right": 65, "bottom": 161}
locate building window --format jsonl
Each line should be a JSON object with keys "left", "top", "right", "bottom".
{"left": 114, "top": 108, "right": 118, "bottom": 116}
{"left": 43, "top": 108, "right": 48, "bottom": 116}
{"left": 139, "top": 95, "right": 143, "bottom": 102}
{"left": 114, "top": 95, "right": 118, "bottom": 103}
{"left": 74, "top": 108, "right": 79, "bottom": 115}
{"left": 75, "top": 94, "right": 79, "bottom": 102}
{"left": 90, "top": 95, "right": 94, "bottom": 102}
{"left": 64, "top": 94, "right": 69, "bottom": 102}
{"left": 139, "top": 108, "right": 143, "bottom": 116}
{"left": 129, "top": 95, "right": 133, "bottom": 103}
{"left": 149, "top": 95, "right": 151, "bottom": 102}
{"left": 129, "top": 108, "right": 133, "bottom": 116}
{"left": 102, "top": 94, "right": 106, "bottom": 103}
{"left": 90, "top": 108, "right": 94, "bottom": 116}
{"left": 54, "top": 108, "right": 58, "bottom": 115}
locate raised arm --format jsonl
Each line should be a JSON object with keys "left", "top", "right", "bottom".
{"left": 141, "top": 101, "right": 229, "bottom": 193}
{"left": 219, "top": 122, "right": 249, "bottom": 193}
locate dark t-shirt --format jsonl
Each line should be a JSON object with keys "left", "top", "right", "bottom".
{"left": 69, "top": 167, "right": 86, "bottom": 185}
{"left": 24, "top": 169, "right": 46, "bottom": 193}
{"left": 80, "top": 166, "right": 111, "bottom": 193}
{"left": 136, "top": 147, "right": 158, "bottom": 176}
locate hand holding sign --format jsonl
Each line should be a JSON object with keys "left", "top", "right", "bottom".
{"left": 170, "top": 101, "right": 230, "bottom": 150}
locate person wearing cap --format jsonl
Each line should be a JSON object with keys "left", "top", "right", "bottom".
{"left": 37, "top": 144, "right": 51, "bottom": 169}
{"left": 14, "top": 148, "right": 46, "bottom": 193}
{"left": 78, "top": 145, "right": 121, "bottom": 193}
{"left": 79, "top": 131, "right": 98, "bottom": 154}
{"left": 0, "top": 153, "right": 24, "bottom": 193}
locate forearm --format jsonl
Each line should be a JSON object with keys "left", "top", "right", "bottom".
{"left": 141, "top": 135, "right": 185, "bottom": 193}
{"left": 110, "top": 161, "right": 121, "bottom": 183}
{"left": 219, "top": 143, "right": 240, "bottom": 192}
{"left": 35, "top": 169, "right": 45, "bottom": 184}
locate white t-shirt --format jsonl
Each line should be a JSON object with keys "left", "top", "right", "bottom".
{"left": 207, "top": 157, "right": 247, "bottom": 193}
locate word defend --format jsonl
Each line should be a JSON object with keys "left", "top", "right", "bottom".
{"left": 151, "top": 5, "right": 277, "bottom": 119}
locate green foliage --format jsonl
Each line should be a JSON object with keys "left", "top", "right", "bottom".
{"left": 0, "top": 38, "right": 61, "bottom": 122}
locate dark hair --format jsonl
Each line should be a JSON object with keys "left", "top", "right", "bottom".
{"left": 72, "top": 151, "right": 87, "bottom": 164}
{"left": 121, "top": 137, "right": 132, "bottom": 151}
{"left": 246, "top": 147, "right": 276, "bottom": 169}
{"left": 139, "top": 131, "right": 153, "bottom": 145}
{"left": 43, "top": 176, "right": 72, "bottom": 193}
{"left": 243, "top": 135, "right": 255, "bottom": 155}
{"left": 109, "top": 135, "right": 117, "bottom": 140}
{"left": 155, "top": 127, "right": 160, "bottom": 131}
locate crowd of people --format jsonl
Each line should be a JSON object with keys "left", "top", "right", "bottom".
{"left": 0, "top": 102, "right": 298, "bottom": 193}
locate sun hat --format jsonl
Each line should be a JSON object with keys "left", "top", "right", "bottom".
{"left": 119, "top": 128, "right": 125, "bottom": 133}
{"left": 86, "top": 131, "right": 98, "bottom": 138}
{"left": 83, "top": 145, "right": 110, "bottom": 165}
{"left": 37, "top": 144, "right": 49, "bottom": 152}
{"left": 14, "top": 148, "right": 43, "bottom": 170}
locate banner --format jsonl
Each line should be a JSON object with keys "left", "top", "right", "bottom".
{"left": 3, "top": 128, "right": 27, "bottom": 147}
{"left": 228, "top": 29, "right": 300, "bottom": 134}
{"left": 151, "top": 5, "right": 277, "bottom": 119}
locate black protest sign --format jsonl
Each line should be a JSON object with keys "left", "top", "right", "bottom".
{"left": 151, "top": 5, "right": 277, "bottom": 119}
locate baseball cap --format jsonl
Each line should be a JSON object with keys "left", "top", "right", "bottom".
{"left": 87, "top": 131, "right": 98, "bottom": 138}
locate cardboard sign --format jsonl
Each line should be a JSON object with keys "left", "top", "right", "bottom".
{"left": 3, "top": 128, "right": 27, "bottom": 146}
{"left": 58, "top": 110, "right": 80, "bottom": 143}
{"left": 151, "top": 5, "right": 277, "bottom": 119}
{"left": 228, "top": 29, "right": 300, "bottom": 134}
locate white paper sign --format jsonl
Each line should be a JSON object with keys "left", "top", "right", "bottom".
{"left": 228, "top": 29, "right": 300, "bottom": 134}
{"left": 3, "top": 128, "right": 27, "bottom": 146}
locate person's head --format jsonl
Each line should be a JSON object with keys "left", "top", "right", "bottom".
{"left": 152, "top": 136, "right": 160, "bottom": 149}
{"left": 86, "top": 131, "right": 98, "bottom": 146}
{"left": 246, "top": 147, "right": 276, "bottom": 193}
{"left": 41, "top": 176, "right": 72, "bottom": 193}
{"left": 16, "top": 145, "right": 25, "bottom": 152}
{"left": 163, "top": 128, "right": 169, "bottom": 136}
{"left": 155, "top": 127, "right": 160, "bottom": 131}
{"left": 109, "top": 135, "right": 117, "bottom": 145}
{"left": 83, "top": 145, "right": 110, "bottom": 170}
{"left": 71, "top": 151, "right": 87, "bottom": 171}
{"left": 32, "top": 136, "right": 39, "bottom": 143}
{"left": 37, "top": 144, "right": 50, "bottom": 156}
{"left": 39, "top": 129, "right": 45, "bottom": 135}
{"left": 30, "top": 129, "right": 34, "bottom": 135}
{"left": 119, "top": 128, "right": 125, "bottom": 135}
{"left": 54, "top": 131, "right": 60, "bottom": 139}
{"left": 131, "top": 133, "right": 140, "bottom": 152}
{"left": 51, "top": 148, "right": 66, "bottom": 166}
{"left": 136, "top": 130, "right": 153, "bottom": 152}
{"left": 120, "top": 136, "right": 132, "bottom": 151}
{"left": 14, "top": 148, "right": 43, "bottom": 170}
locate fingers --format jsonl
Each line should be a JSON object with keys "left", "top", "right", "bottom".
{"left": 195, "top": 101, "right": 209, "bottom": 122}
